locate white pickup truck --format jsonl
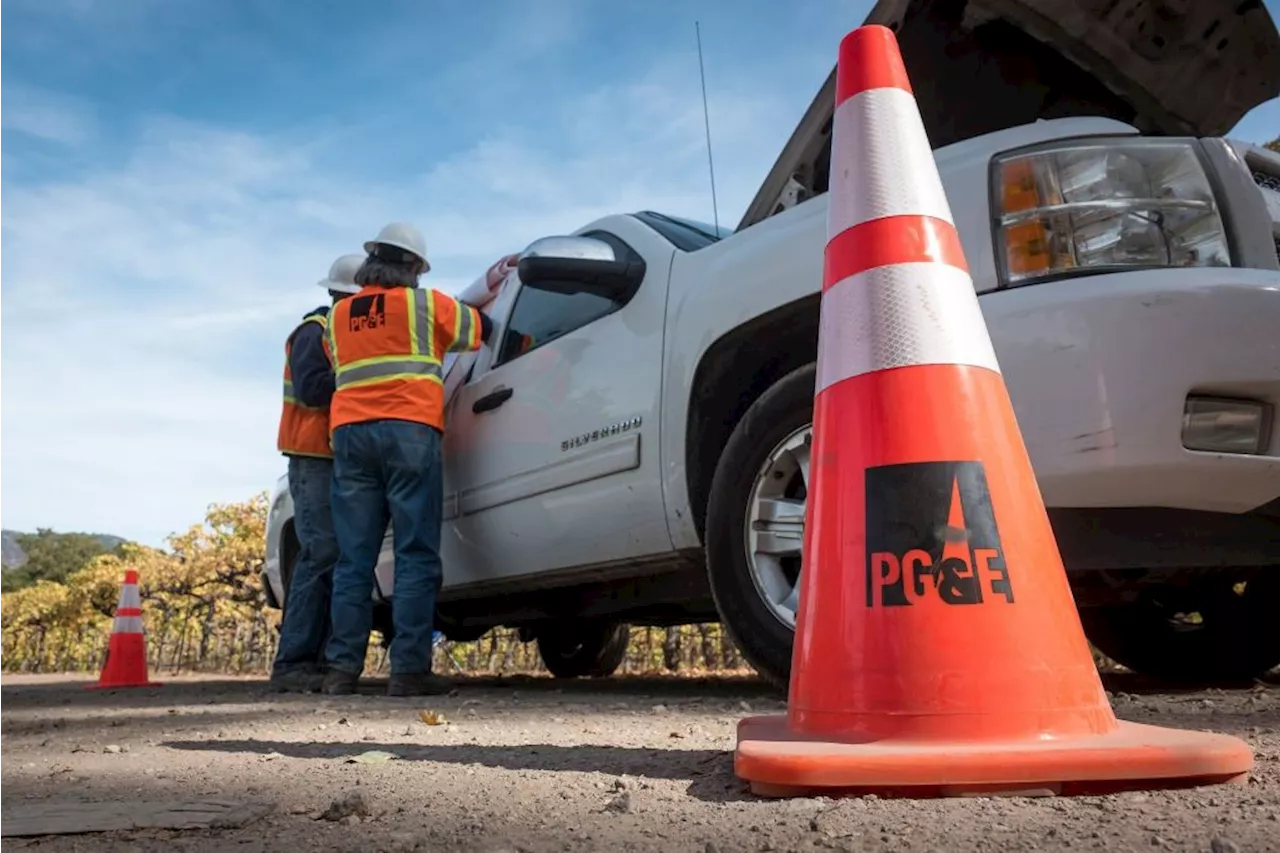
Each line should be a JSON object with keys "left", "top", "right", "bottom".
{"left": 265, "top": 0, "right": 1280, "bottom": 687}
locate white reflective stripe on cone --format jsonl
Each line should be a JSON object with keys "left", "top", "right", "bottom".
{"left": 112, "top": 615, "right": 145, "bottom": 634}
{"left": 120, "top": 585, "right": 141, "bottom": 609}
{"left": 826, "top": 87, "right": 954, "bottom": 237}
{"left": 815, "top": 262, "right": 1002, "bottom": 395}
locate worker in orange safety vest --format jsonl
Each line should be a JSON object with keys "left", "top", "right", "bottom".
{"left": 320, "top": 222, "right": 493, "bottom": 697}
{"left": 270, "top": 253, "right": 364, "bottom": 693}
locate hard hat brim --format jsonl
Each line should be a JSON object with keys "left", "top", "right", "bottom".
{"left": 319, "top": 278, "right": 362, "bottom": 294}
{"left": 363, "top": 240, "right": 430, "bottom": 272}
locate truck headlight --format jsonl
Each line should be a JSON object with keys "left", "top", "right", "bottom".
{"left": 992, "top": 139, "right": 1231, "bottom": 286}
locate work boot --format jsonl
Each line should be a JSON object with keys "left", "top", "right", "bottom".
{"left": 268, "top": 669, "right": 325, "bottom": 694}
{"left": 321, "top": 670, "right": 360, "bottom": 695}
{"left": 386, "top": 673, "right": 453, "bottom": 697}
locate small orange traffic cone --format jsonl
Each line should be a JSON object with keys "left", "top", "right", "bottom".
{"left": 86, "top": 569, "right": 162, "bottom": 690}
{"left": 733, "top": 24, "right": 1253, "bottom": 798}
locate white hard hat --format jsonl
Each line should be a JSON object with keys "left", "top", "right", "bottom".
{"left": 363, "top": 222, "right": 430, "bottom": 272}
{"left": 317, "top": 253, "right": 365, "bottom": 295}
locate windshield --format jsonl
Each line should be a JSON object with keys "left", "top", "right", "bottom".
{"left": 631, "top": 210, "right": 733, "bottom": 251}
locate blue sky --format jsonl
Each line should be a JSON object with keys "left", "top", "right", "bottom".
{"left": 2, "top": 0, "right": 1278, "bottom": 547}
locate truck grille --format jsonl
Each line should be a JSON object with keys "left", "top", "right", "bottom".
{"left": 1254, "top": 169, "right": 1280, "bottom": 195}
{"left": 1249, "top": 166, "right": 1280, "bottom": 258}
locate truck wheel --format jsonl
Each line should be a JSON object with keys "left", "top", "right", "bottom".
{"left": 706, "top": 363, "right": 815, "bottom": 690}
{"left": 1079, "top": 574, "right": 1280, "bottom": 683}
{"left": 536, "top": 622, "right": 630, "bottom": 679}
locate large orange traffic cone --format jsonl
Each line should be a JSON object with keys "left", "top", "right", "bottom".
{"left": 86, "top": 569, "right": 163, "bottom": 690}
{"left": 733, "top": 24, "right": 1254, "bottom": 798}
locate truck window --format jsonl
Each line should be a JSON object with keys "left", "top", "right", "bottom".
{"left": 493, "top": 230, "right": 641, "bottom": 366}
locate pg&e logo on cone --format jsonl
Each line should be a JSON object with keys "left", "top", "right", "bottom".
{"left": 865, "top": 461, "right": 1016, "bottom": 608}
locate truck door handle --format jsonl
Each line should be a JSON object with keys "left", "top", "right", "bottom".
{"left": 472, "top": 386, "right": 513, "bottom": 414}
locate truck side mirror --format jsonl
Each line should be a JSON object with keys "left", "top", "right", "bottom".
{"left": 516, "top": 235, "right": 646, "bottom": 302}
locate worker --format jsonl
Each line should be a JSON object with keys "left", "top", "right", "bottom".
{"left": 269, "top": 253, "right": 365, "bottom": 693}
{"left": 321, "top": 222, "right": 493, "bottom": 697}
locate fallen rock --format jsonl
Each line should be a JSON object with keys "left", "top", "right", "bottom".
{"left": 320, "top": 789, "right": 370, "bottom": 822}
{"left": 605, "top": 791, "right": 633, "bottom": 814}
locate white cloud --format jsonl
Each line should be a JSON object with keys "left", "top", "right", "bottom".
{"left": 1, "top": 84, "right": 97, "bottom": 146}
{"left": 415, "top": 57, "right": 802, "bottom": 251}
{"left": 0, "top": 45, "right": 814, "bottom": 546}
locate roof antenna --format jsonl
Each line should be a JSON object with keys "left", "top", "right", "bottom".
{"left": 695, "top": 21, "right": 721, "bottom": 234}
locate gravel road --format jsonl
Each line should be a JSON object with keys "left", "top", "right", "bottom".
{"left": 2, "top": 672, "right": 1278, "bottom": 852}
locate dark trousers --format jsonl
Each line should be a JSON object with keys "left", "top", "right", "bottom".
{"left": 325, "top": 419, "right": 444, "bottom": 675}
{"left": 271, "top": 455, "right": 338, "bottom": 676}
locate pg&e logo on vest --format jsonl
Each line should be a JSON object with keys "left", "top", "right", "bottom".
{"left": 864, "top": 460, "right": 1015, "bottom": 608}
{"left": 350, "top": 293, "right": 386, "bottom": 332}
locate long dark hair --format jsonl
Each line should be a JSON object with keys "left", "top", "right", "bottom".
{"left": 354, "top": 244, "right": 424, "bottom": 288}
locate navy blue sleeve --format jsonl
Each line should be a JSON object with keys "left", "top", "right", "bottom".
{"left": 289, "top": 322, "right": 335, "bottom": 408}
{"left": 478, "top": 311, "right": 494, "bottom": 344}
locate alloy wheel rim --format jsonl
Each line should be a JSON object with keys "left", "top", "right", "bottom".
{"left": 743, "top": 424, "right": 812, "bottom": 630}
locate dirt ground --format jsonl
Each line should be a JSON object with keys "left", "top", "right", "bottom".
{"left": 2, "top": 671, "right": 1278, "bottom": 852}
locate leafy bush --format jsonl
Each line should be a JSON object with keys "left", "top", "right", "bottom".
{"left": 0, "top": 495, "right": 754, "bottom": 678}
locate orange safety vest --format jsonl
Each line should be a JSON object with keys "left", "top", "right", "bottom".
{"left": 276, "top": 310, "right": 334, "bottom": 458}
{"left": 327, "top": 284, "right": 483, "bottom": 432}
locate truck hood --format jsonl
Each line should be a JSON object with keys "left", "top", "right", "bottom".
{"left": 738, "top": 0, "right": 1280, "bottom": 230}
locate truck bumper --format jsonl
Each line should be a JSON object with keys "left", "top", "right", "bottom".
{"left": 985, "top": 267, "right": 1280, "bottom": 571}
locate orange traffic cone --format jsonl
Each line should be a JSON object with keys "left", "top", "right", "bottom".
{"left": 86, "top": 569, "right": 163, "bottom": 690}
{"left": 733, "top": 24, "right": 1254, "bottom": 798}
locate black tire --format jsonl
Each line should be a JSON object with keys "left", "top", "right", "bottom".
{"left": 1080, "top": 574, "right": 1280, "bottom": 683}
{"left": 536, "top": 622, "right": 630, "bottom": 679}
{"left": 705, "top": 363, "right": 815, "bottom": 691}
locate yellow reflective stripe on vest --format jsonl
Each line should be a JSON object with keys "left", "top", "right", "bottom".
{"left": 282, "top": 379, "right": 325, "bottom": 409}
{"left": 283, "top": 313, "right": 329, "bottom": 411}
{"left": 411, "top": 288, "right": 432, "bottom": 355}
{"left": 334, "top": 354, "right": 442, "bottom": 391}
{"left": 326, "top": 315, "right": 339, "bottom": 365}
{"left": 456, "top": 299, "right": 475, "bottom": 351}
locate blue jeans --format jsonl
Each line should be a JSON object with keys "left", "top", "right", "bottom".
{"left": 325, "top": 419, "right": 444, "bottom": 676}
{"left": 272, "top": 455, "right": 339, "bottom": 676}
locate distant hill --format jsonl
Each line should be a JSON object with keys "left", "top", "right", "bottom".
{"left": 1, "top": 529, "right": 127, "bottom": 570}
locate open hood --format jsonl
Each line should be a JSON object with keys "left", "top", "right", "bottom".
{"left": 739, "top": 0, "right": 1280, "bottom": 230}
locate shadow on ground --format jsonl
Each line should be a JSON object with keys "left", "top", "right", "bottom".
{"left": 160, "top": 737, "right": 750, "bottom": 803}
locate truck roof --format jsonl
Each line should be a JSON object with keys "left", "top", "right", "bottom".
{"left": 738, "top": 0, "right": 1280, "bottom": 231}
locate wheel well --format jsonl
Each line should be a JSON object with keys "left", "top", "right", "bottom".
{"left": 685, "top": 294, "right": 819, "bottom": 540}
{"left": 281, "top": 519, "right": 299, "bottom": 588}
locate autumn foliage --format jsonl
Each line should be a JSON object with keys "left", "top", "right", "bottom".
{"left": 1, "top": 495, "right": 751, "bottom": 678}
{"left": 2, "top": 497, "right": 278, "bottom": 675}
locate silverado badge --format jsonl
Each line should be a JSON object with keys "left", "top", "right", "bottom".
{"left": 561, "top": 417, "right": 642, "bottom": 452}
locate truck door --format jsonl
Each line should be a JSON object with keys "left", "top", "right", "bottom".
{"left": 440, "top": 219, "right": 675, "bottom": 586}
